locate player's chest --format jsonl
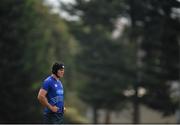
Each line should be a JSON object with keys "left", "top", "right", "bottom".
{"left": 51, "top": 83, "right": 63, "bottom": 95}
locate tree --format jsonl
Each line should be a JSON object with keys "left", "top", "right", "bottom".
{"left": 62, "top": 0, "right": 180, "bottom": 123}
{"left": 0, "top": 0, "right": 43, "bottom": 122}
{"left": 0, "top": 0, "right": 77, "bottom": 123}
{"left": 139, "top": 0, "right": 180, "bottom": 120}
{"left": 62, "top": 0, "right": 135, "bottom": 123}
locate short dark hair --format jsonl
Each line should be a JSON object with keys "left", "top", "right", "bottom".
{"left": 52, "top": 62, "right": 64, "bottom": 74}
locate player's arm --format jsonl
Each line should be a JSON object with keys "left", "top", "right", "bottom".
{"left": 37, "top": 88, "right": 58, "bottom": 112}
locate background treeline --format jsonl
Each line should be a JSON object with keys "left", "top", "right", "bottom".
{"left": 0, "top": 0, "right": 180, "bottom": 123}
{"left": 0, "top": 0, "right": 78, "bottom": 123}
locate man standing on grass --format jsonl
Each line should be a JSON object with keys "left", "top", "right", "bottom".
{"left": 38, "top": 62, "right": 65, "bottom": 124}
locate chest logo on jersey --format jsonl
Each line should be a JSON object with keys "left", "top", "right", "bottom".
{"left": 55, "top": 84, "right": 58, "bottom": 87}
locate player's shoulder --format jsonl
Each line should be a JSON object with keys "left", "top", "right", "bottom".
{"left": 43, "top": 76, "right": 53, "bottom": 84}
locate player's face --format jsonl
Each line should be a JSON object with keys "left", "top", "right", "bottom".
{"left": 57, "top": 69, "right": 64, "bottom": 78}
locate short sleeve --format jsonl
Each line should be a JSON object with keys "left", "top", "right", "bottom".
{"left": 41, "top": 80, "right": 50, "bottom": 91}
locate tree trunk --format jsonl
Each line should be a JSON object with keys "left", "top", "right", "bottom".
{"left": 133, "top": 39, "right": 142, "bottom": 123}
{"left": 132, "top": 83, "right": 140, "bottom": 123}
{"left": 104, "top": 109, "right": 111, "bottom": 124}
{"left": 175, "top": 108, "right": 180, "bottom": 123}
{"left": 92, "top": 106, "right": 98, "bottom": 123}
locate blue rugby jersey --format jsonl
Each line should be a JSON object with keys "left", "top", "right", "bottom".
{"left": 42, "top": 75, "right": 64, "bottom": 114}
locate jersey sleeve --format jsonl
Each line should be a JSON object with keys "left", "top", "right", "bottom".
{"left": 41, "top": 80, "right": 50, "bottom": 91}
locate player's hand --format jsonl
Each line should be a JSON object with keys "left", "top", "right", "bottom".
{"left": 64, "top": 107, "right": 66, "bottom": 112}
{"left": 50, "top": 105, "right": 59, "bottom": 113}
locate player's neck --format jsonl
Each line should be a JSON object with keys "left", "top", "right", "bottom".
{"left": 52, "top": 74, "right": 59, "bottom": 80}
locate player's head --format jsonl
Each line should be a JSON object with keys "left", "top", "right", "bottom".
{"left": 52, "top": 62, "right": 65, "bottom": 78}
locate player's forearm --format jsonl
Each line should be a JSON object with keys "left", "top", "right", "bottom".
{"left": 38, "top": 95, "right": 52, "bottom": 109}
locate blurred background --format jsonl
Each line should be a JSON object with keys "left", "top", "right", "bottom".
{"left": 0, "top": 0, "right": 180, "bottom": 123}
